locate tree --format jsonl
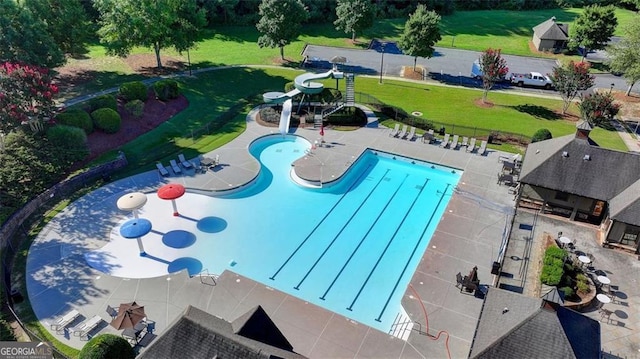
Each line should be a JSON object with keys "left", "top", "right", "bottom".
{"left": 607, "top": 15, "right": 640, "bottom": 96}
{"left": 256, "top": 0, "right": 308, "bottom": 60}
{"left": 95, "top": 0, "right": 207, "bottom": 69}
{"left": 397, "top": 5, "right": 441, "bottom": 71}
{"left": 78, "top": 334, "right": 135, "bottom": 359}
{"left": 478, "top": 48, "right": 509, "bottom": 104}
{"left": 24, "top": 0, "right": 92, "bottom": 56}
{"left": 334, "top": 0, "right": 375, "bottom": 41}
{"left": 0, "top": 1, "right": 65, "bottom": 68}
{"left": 573, "top": 5, "right": 617, "bottom": 61}
{"left": 0, "top": 62, "right": 59, "bottom": 135}
{"left": 531, "top": 129, "right": 552, "bottom": 143}
{"left": 578, "top": 92, "right": 620, "bottom": 127}
{"left": 550, "top": 61, "right": 595, "bottom": 114}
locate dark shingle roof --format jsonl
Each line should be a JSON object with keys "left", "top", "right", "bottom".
{"left": 469, "top": 288, "right": 600, "bottom": 359}
{"left": 609, "top": 178, "right": 640, "bottom": 226}
{"left": 533, "top": 17, "right": 569, "bottom": 41}
{"left": 139, "top": 305, "right": 307, "bottom": 359}
{"left": 519, "top": 135, "right": 640, "bottom": 201}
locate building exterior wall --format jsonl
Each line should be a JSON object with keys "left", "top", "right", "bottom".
{"left": 532, "top": 34, "right": 543, "bottom": 51}
{"left": 519, "top": 184, "right": 605, "bottom": 224}
{"left": 606, "top": 221, "right": 640, "bottom": 252}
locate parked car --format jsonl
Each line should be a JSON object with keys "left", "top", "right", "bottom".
{"left": 509, "top": 72, "right": 554, "bottom": 89}
{"left": 470, "top": 60, "right": 507, "bottom": 81}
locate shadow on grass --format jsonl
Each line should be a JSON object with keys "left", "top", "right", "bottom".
{"left": 509, "top": 104, "right": 561, "bottom": 120}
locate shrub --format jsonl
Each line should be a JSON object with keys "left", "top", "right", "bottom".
{"left": 576, "top": 273, "right": 591, "bottom": 293}
{"left": 284, "top": 81, "right": 295, "bottom": 92}
{"left": 153, "top": 79, "right": 180, "bottom": 101}
{"left": 259, "top": 106, "right": 280, "bottom": 124}
{"left": 46, "top": 125, "right": 90, "bottom": 162}
{"left": 87, "top": 94, "right": 117, "bottom": 112}
{"left": 531, "top": 128, "right": 552, "bottom": 143}
{"left": 119, "top": 81, "right": 148, "bottom": 102}
{"left": 540, "top": 246, "right": 567, "bottom": 286}
{"left": 124, "top": 99, "right": 145, "bottom": 119}
{"left": 559, "top": 286, "right": 574, "bottom": 298}
{"left": 55, "top": 108, "right": 93, "bottom": 134}
{"left": 91, "top": 108, "right": 121, "bottom": 134}
{"left": 78, "top": 334, "right": 135, "bottom": 359}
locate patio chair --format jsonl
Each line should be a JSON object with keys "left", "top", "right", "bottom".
{"left": 169, "top": 159, "right": 182, "bottom": 174}
{"left": 450, "top": 135, "right": 459, "bottom": 149}
{"left": 466, "top": 138, "right": 477, "bottom": 152}
{"left": 397, "top": 125, "right": 408, "bottom": 139}
{"left": 455, "top": 272, "right": 465, "bottom": 291}
{"left": 461, "top": 136, "right": 469, "bottom": 148}
{"left": 599, "top": 308, "right": 613, "bottom": 323}
{"left": 439, "top": 133, "right": 450, "bottom": 148}
{"left": 106, "top": 305, "right": 118, "bottom": 319}
{"left": 178, "top": 154, "right": 193, "bottom": 169}
{"left": 405, "top": 126, "right": 416, "bottom": 140}
{"left": 388, "top": 123, "right": 400, "bottom": 137}
{"left": 477, "top": 140, "right": 488, "bottom": 155}
{"left": 155, "top": 163, "right": 169, "bottom": 177}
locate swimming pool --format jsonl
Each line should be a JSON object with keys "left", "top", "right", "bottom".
{"left": 213, "top": 135, "right": 461, "bottom": 331}
{"left": 89, "top": 135, "right": 461, "bottom": 332}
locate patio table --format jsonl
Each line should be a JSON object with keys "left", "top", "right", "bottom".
{"left": 597, "top": 293, "right": 611, "bottom": 304}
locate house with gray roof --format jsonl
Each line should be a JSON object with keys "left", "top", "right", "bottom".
{"left": 517, "top": 121, "right": 640, "bottom": 253}
{"left": 532, "top": 17, "right": 569, "bottom": 52}
{"left": 468, "top": 287, "right": 600, "bottom": 358}
{"left": 138, "top": 305, "right": 308, "bottom": 359}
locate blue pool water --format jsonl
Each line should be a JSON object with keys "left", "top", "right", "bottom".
{"left": 193, "top": 135, "right": 461, "bottom": 332}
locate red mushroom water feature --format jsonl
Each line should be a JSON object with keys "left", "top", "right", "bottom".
{"left": 157, "top": 183, "right": 186, "bottom": 216}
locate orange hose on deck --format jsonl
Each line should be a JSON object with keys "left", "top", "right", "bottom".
{"left": 409, "top": 284, "right": 452, "bottom": 359}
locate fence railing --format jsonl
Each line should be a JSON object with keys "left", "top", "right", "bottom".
{"left": 352, "top": 91, "right": 531, "bottom": 147}
{"left": 1, "top": 153, "right": 127, "bottom": 356}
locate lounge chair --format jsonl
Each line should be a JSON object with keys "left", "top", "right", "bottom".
{"left": 156, "top": 163, "right": 169, "bottom": 177}
{"left": 439, "top": 133, "right": 450, "bottom": 148}
{"left": 73, "top": 315, "right": 103, "bottom": 340}
{"left": 477, "top": 140, "right": 488, "bottom": 155}
{"left": 466, "top": 138, "right": 477, "bottom": 153}
{"left": 178, "top": 154, "right": 193, "bottom": 169}
{"left": 51, "top": 309, "right": 81, "bottom": 334}
{"left": 405, "top": 126, "right": 416, "bottom": 140}
{"left": 461, "top": 136, "right": 469, "bottom": 148}
{"left": 397, "top": 125, "right": 408, "bottom": 139}
{"left": 170, "top": 159, "right": 182, "bottom": 174}
{"left": 388, "top": 123, "right": 400, "bottom": 137}
{"left": 450, "top": 135, "right": 459, "bottom": 149}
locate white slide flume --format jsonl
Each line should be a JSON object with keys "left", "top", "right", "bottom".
{"left": 279, "top": 99, "right": 293, "bottom": 136}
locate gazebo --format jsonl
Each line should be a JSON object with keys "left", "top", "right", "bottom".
{"left": 157, "top": 183, "right": 186, "bottom": 217}
{"left": 116, "top": 192, "right": 148, "bottom": 218}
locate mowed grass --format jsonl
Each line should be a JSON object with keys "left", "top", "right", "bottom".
{"left": 92, "top": 67, "right": 626, "bottom": 173}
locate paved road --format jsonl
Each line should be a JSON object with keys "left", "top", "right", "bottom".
{"left": 302, "top": 45, "right": 637, "bottom": 95}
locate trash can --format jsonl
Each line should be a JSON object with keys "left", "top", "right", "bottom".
{"left": 491, "top": 261, "right": 501, "bottom": 275}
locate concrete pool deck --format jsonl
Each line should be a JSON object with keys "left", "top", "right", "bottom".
{"left": 27, "top": 109, "right": 519, "bottom": 357}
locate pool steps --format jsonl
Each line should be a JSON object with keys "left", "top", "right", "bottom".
{"left": 389, "top": 307, "right": 413, "bottom": 341}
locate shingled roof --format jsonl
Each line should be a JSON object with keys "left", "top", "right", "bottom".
{"left": 519, "top": 134, "right": 640, "bottom": 203}
{"left": 469, "top": 288, "right": 600, "bottom": 359}
{"left": 139, "top": 305, "right": 307, "bottom": 359}
{"left": 533, "top": 17, "right": 569, "bottom": 41}
{"left": 609, "top": 178, "right": 640, "bottom": 225}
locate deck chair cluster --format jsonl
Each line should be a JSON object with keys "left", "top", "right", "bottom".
{"left": 431, "top": 133, "right": 487, "bottom": 155}
{"left": 389, "top": 124, "right": 416, "bottom": 141}
{"left": 156, "top": 153, "right": 194, "bottom": 176}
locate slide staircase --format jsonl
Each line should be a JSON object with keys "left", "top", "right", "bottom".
{"left": 314, "top": 73, "right": 356, "bottom": 128}
{"left": 263, "top": 69, "right": 353, "bottom": 134}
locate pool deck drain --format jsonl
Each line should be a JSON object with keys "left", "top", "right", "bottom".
{"left": 27, "top": 109, "right": 520, "bottom": 358}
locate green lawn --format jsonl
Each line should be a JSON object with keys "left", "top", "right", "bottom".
{"left": 90, "top": 67, "right": 627, "bottom": 176}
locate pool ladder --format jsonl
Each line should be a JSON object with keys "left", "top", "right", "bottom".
{"left": 388, "top": 307, "right": 413, "bottom": 341}
{"left": 197, "top": 269, "right": 218, "bottom": 286}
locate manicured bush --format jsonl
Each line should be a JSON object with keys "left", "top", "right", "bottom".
{"left": 576, "top": 273, "right": 591, "bottom": 293}
{"left": 124, "top": 99, "right": 144, "bottom": 119}
{"left": 46, "top": 125, "right": 90, "bottom": 161}
{"left": 531, "top": 128, "right": 552, "bottom": 143}
{"left": 540, "top": 246, "right": 567, "bottom": 286}
{"left": 91, "top": 108, "right": 121, "bottom": 134}
{"left": 78, "top": 334, "right": 135, "bottom": 359}
{"left": 119, "top": 81, "right": 148, "bottom": 102}
{"left": 55, "top": 108, "right": 93, "bottom": 134}
{"left": 87, "top": 94, "right": 117, "bottom": 112}
{"left": 153, "top": 79, "right": 180, "bottom": 101}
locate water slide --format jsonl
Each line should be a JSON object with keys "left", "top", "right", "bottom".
{"left": 263, "top": 69, "right": 344, "bottom": 135}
